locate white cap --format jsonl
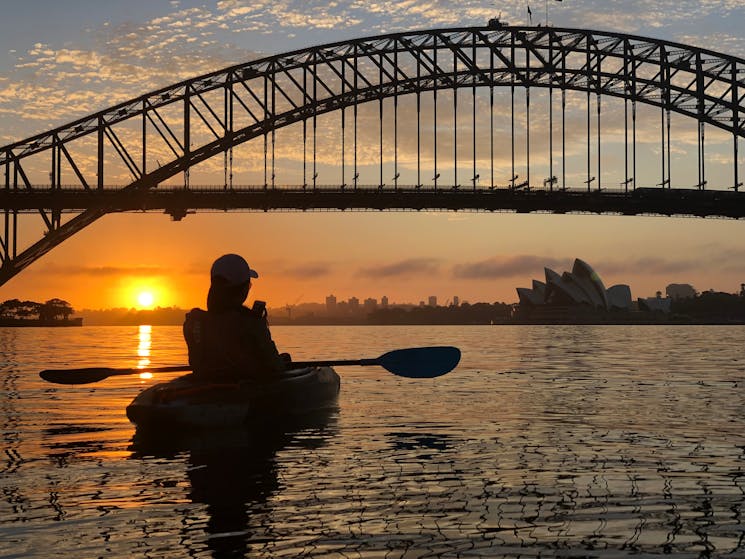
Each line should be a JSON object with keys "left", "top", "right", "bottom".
{"left": 210, "top": 254, "right": 258, "bottom": 286}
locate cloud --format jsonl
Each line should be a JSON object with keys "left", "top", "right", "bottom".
{"left": 453, "top": 254, "right": 570, "bottom": 280}
{"left": 595, "top": 251, "right": 745, "bottom": 277}
{"left": 30, "top": 264, "right": 179, "bottom": 277}
{"left": 2, "top": 0, "right": 744, "bottom": 190}
{"left": 279, "top": 261, "right": 335, "bottom": 277}
{"left": 0, "top": 5, "right": 260, "bottom": 132}
{"left": 594, "top": 257, "right": 699, "bottom": 276}
{"left": 357, "top": 257, "right": 440, "bottom": 277}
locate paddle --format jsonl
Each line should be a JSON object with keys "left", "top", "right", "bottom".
{"left": 39, "top": 346, "right": 461, "bottom": 385}
{"left": 291, "top": 346, "right": 461, "bottom": 379}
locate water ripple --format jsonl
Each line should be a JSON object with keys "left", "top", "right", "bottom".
{"left": 1, "top": 325, "right": 745, "bottom": 557}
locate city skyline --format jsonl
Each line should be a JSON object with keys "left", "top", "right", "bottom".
{"left": 62, "top": 276, "right": 742, "bottom": 314}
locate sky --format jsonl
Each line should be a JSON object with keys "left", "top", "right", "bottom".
{"left": 1, "top": 0, "right": 745, "bottom": 312}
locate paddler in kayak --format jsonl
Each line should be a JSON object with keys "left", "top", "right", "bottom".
{"left": 183, "top": 254, "right": 289, "bottom": 381}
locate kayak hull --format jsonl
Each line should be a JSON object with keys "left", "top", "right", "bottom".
{"left": 126, "top": 367, "right": 340, "bottom": 428}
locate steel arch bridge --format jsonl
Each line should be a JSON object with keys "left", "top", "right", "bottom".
{"left": 2, "top": 23, "right": 745, "bottom": 285}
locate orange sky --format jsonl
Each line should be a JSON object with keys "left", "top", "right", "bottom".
{"left": 3, "top": 209, "right": 744, "bottom": 311}
{"left": 1, "top": 1, "right": 745, "bottom": 312}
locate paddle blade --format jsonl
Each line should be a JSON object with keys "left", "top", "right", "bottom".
{"left": 40, "top": 367, "right": 118, "bottom": 385}
{"left": 40, "top": 365, "right": 192, "bottom": 385}
{"left": 377, "top": 346, "right": 461, "bottom": 378}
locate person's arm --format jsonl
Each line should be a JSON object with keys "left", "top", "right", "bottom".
{"left": 183, "top": 308, "right": 207, "bottom": 372}
{"left": 242, "top": 303, "right": 287, "bottom": 376}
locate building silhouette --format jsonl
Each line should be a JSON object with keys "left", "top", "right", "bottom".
{"left": 666, "top": 283, "right": 697, "bottom": 300}
{"left": 325, "top": 294, "right": 337, "bottom": 315}
{"left": 516, "top": 259, "right": 633, "bottom": 321}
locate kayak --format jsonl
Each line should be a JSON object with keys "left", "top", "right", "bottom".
{"left": 126, "top": 367, "right": 340, "bottom": 428}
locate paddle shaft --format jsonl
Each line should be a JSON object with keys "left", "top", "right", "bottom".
{"left": 40, "top": 346, "right": 460, "bottom": 384}
{"left": 289, "top": 358, "right": 377, "bottom": 368}
{"left": 40, "top": 359, "right": 377, "bottom": 384}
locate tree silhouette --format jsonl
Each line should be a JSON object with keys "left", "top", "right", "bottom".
{"left": 16, "top": 300, "right": 41, "bottom": 319}
{"left": 40, "top": 299, "right": 74, "bottom": 321}
{"left": 0, "top": 298, "right": 74, "bottom": 321}
{"left": 0, "top": 299, "right": 22, "bottom": 318}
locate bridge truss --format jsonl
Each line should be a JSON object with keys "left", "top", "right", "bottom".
{"left": 2, "top": 24, "right": 745, "bottom": 284}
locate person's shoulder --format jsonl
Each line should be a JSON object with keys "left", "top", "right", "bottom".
{"left": 185, "top": 307, "right": 207, "bottom": 319}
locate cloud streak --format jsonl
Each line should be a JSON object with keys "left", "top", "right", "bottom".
{"left": 279, "top": 261, "right": 335, "bottom": 278}
{"left": 29, "top": 264, "right": 180, "bottom": 277}
{"left": 453, "top": 255, "right": 571, "bottom": 280}
{"left": 594, "top": 252, "right": 745, "bottom": 277}
{"left": 357, "top": 257, "right": 441, "bottom": 277}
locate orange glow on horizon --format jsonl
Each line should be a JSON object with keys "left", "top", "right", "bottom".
{"left": 3, "top": 211, "right": 745, "bottom": 311}
{"left": 119, "top": 278, "right": 170, "bottom": 310}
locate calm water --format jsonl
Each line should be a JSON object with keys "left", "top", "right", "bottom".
{"left": 1, "top": 324, "right": 745, "bottom": 558}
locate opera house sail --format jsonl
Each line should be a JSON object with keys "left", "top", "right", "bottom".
{"left": 516, "top": 258, "right": 633, "bottom": 322}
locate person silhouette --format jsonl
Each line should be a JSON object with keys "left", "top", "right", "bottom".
{"left": 183, "top": 254, "right": 289, "bottom": 382}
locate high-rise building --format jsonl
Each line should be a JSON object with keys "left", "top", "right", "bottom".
{"left": 381, "top": 295, "right": 389, "bottom": 307}
{"left": 428, "top": 295, "right": 437, "bottom": 307}
{"left": 453, "top": 296, "right": 459, "bottom": 307}
{"left": 325, "top": 294, "right": 337, "bottom": 314}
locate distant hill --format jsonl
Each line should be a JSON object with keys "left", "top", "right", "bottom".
{"left": 79, "top": 307, "right": 188, "bottom": 326}
{"left": 0, "top": 317, "right": 82, "bottom": 327}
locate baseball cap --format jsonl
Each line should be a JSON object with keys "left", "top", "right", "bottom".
{"left": 210, "top": 254, "right": 259, "bottom": 286}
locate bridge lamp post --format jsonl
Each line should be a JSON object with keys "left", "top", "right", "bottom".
{"left": 432, "top": 173, "right": 440, "bottom": 189}
{"left": 353, "top": 172, "right": 359, "bottom": 190}
{"left": 393, "top": 173, "right": 400, "bottom": 190}
{"left": 471, "top": 174, "right": 479, "bottom": 191}
{"left": 657, "top": 178, "right": 670, "bottom": 189}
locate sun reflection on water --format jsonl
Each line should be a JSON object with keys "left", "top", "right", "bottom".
{"left": 137, "top": 324, "right": 152, "bottom": 378}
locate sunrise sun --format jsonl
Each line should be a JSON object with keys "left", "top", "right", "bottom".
{"left": 123, "top": 280, "right": 166, "bottom": 310}
{"left": 137, "top": 291, "right": 155, "bottom": 309}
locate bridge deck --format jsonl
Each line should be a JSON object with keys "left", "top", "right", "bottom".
{"left": 1, "top": 187, "right": 744, "bottom": 219}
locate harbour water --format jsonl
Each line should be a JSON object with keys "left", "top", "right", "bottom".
{"left": 1, "top": 324, "right": 744, "bottom": 558}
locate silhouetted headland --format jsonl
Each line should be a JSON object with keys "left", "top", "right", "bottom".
{"left": 0, "top": 298, "right": 82, "bottom": 327}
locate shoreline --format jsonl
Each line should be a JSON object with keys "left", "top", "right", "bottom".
{"left": 0, "top": 318, "right": 83, "bottom": 327}
{"left": 17, "top": 317, "right": 744, "bottom": 327}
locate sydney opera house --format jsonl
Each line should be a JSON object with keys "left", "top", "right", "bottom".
{"left": 516, "top": 259, "right": 633, "bottom": 320}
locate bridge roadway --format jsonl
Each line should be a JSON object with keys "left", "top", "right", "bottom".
{"left": 1, "top": 186, "right": 745, "bottom": 219}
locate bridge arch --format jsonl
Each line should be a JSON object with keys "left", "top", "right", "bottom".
{"left": 1, "top": 25, "right": 745, "bottom": 284}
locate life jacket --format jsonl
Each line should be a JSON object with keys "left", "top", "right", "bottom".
{"left": 183, "top": 301, "right": 285, "bottom": 381}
